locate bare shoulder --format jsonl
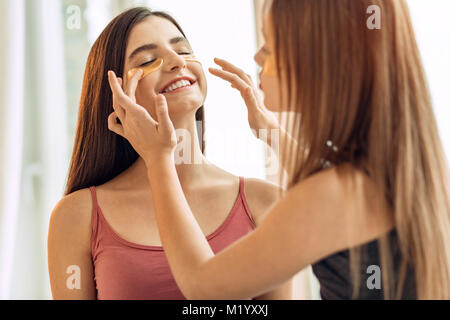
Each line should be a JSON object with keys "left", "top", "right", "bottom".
{"left": 48, "top": 187, "right": 94, "bottom": 250}
{"left": 243, "top": 177, "right": 282, "bottom": 226}
{"left": 48, "top": 187, "right": 97, "bottom": 299}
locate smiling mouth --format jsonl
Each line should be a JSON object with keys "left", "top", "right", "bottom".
{"left": 160, "top": 79, "right": 196, "bottom": 94}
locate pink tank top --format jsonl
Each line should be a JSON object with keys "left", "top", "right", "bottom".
{"left": 89, "top": 176, "right": 256, "bottom": 300}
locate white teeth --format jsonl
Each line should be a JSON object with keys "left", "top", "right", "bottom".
{"left": 163, "top": 80, "right": 192, "bottom": 93}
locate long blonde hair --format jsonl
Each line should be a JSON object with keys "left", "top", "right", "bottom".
{"left": 270, "top": 0, "right": 450, "bottom": 299}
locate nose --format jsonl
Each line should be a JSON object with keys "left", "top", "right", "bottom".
{"left": 254, "top": 50, "right": 263, "bottom": 67}
{"left": 164, "top": 50, "right": 187, "bottom": 72}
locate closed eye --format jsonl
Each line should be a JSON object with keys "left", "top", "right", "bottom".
{"left": 140, "top": 52, "right": 192, "bottom": 66}
{"left": 140, "top": 59, "right": 156, "bottom": 67}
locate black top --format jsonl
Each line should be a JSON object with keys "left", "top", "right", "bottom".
{"left": 311, "top": 228, "right": 417, "bottom": 299}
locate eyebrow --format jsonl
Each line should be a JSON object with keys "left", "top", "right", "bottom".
{"left": 128, "top": 36, "right": 189, "bottom": 61}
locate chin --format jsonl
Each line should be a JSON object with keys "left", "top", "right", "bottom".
{"left": 264, "top": 98, "right": 279, "bottom": 112}
{"left": 166, "top": 97, "right": 204, "bottom": 115}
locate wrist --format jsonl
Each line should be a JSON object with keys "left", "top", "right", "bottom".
{"left": 144, "top": 152, "right": 175, "bottom": 171}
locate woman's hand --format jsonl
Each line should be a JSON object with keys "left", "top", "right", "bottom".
{"left": 209, "top": 58, "right": 280, "bottom": 140}
{"left": 107, "top": 69, "right": 177, "bottom": 166}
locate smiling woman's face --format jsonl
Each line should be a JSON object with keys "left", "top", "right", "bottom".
{"left": 123, "top": 16, "right": 207, "bottom": 121}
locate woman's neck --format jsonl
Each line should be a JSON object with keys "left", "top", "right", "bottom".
{"left": 123, "top": 115, "right": 210, "bottom": 190}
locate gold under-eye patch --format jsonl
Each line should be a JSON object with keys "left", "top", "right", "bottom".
{"left": 184, "top": 56, "right": 202, "bottom": 65}
{"left": 263, "top": 54, "right": 277, "bottom": 76}
{"left": 127, "top": 57, "right": 164, "bottom": 80}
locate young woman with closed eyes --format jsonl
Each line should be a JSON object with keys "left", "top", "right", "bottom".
{"left": 47, "top": 7, "right": 293, "bottom": 300}
{"left": 104, "top": 0, "right": 450, "bottom": 299}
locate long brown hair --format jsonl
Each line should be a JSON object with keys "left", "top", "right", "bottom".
{"left": 65, "top": 7, "right": 205, "bottom": 195}
{"left": 270, "top": 0, "right": 450, "bottom": 299}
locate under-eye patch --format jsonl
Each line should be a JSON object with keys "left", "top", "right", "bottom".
{"left": 184, "top": 55, "right": 202, "bottom": 65}
{"left": 263, "top": 54, "right": 277, "bottom": 77}
{"left": 127, "top": 57, "right": 164, "bottom": 80}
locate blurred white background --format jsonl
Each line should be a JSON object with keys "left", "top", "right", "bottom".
{"left": 408, "top": 0, "right": 450, "bottom": 158}
{"left": 0, "top": 0, "right": 448, "bottom": 299}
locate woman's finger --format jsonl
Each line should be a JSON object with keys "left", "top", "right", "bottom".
{"left": 108, "top": 71, "right": 133, "bottom": 112}
{"left": 244, "top": 87, "right": 263, "bottom": 113}
{"left": 209, "top": 68, "right": 250, "bottom": 92}
{"left": 124, "top": 69, "right": 143, "bottom": 101}
{"left": 117, "top": 77, "right": 126, "bottom": 118}
{"left": 209, "top": 68, "right": 263, "bottom": 115}
{"left": 107, "top": 112, "right": 125, "bottom": 137}
{"left": 154, "top": 94, "right": 175, "bottom": 135}
{"left": 109, "top": 74, "right": 126, "bottom": 121}
{"left": 213, "top": 58, "right": 253, "bottom": 86}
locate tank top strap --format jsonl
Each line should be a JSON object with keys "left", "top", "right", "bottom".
{"left": 89, "top": 186, "right": 101, "bottom": 255}
{"left": 238, "top": 176, "right": 257, "bottom": 227}
{"left": 239, "top": 176, "right": 244, "bottom": 195}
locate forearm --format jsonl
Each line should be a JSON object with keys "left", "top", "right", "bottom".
{"left": 146, "top": 158, "right": 214, "bottom": 297}
{"left": 253, "top": 278, "right": 294, "bottom": 300}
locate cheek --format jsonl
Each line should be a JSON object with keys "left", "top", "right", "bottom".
{"left": 134, "top": 79, "right": 158, "bottom": 115}
{"left": 192, "top": 67, "right": 207, "bottom": 98}
{"left": 261, "top": 75, "right": 280, "bottom": 110}
{"left": 138, "top": 75, "right": 159, "bottom": 93}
